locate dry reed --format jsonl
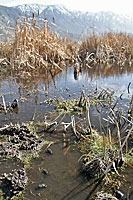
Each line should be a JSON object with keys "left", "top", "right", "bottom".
{"left": 0, "top": 14, "right": 79, "bottom": 74}
{"left": 79, "top": 32, "right": 133, "bottom": 67}
{"left": 0, "top": 16, "right": 133, "bottom": 74}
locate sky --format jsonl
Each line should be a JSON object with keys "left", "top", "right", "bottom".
{"left": 0, "top": 0, "right": 133, "bottom": 16}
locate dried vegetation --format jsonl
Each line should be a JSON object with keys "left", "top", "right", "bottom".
{"left": 0, "top": 14, "right": 78, "bottom": 75}
{"left": 79, "top": 32, "right": 133, "bottom": 67}
{"left": 0, "top": 168, "right": 28, "bottom": 199}
{"left": 0, "top": 15, "right": 133, "bottom": 77}
{"left": 0, "top": 122, "right": 44, "bottom": 163}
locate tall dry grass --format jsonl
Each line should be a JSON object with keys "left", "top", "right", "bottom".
{"left": 79, "top": 32, "right": 133, "bottom": 66}
{"left": 0, "top": 16, "right": 133, "bottom": 72}
{"left": 0, "top": 14, "right": 79, "bottom": 74}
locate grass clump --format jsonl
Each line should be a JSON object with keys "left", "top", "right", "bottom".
{"left": 78, "top": 126, "right": 133, "bottom": 195}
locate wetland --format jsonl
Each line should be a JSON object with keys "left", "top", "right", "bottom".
{"left": 0, "top": 15, "right": 133, "bottom": 200}
{"left": 0, "top": 65, "right": 132, "bottom": 200}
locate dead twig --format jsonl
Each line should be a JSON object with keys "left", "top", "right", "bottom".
{"left": 1, "top": 96, "right": 7, "bottom": 114}
{"left": 71, "top": 115, "right": 80, "bottom": 138}
{"left": 86, "top": 100, "right": 92, "bottom": 134}
{"left": 127, "top": 82, "right": 131, "bottom": 94}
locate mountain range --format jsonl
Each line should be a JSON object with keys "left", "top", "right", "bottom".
{"left": 0, "top": 4, "right": 133, "bottom": 41}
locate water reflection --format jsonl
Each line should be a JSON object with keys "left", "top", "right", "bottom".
{"left": 0, "top": 65, "right": 132, "bottom": 107}
{"left": 84, "top": 64, "right": 132, "bottom": 79}
{"left": 0, "top": 65, "right": 132, "bottom": 96}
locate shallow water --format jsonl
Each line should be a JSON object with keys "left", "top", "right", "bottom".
{"left": 0, "top": 65, "right": 133, "bottom": 199}
{"left": 0, "top": 66, "right": 132, "bottom": 133}
{"left": 0, "top": 66, "right": 132, "bottom": 124}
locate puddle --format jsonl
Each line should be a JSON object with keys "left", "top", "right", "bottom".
{"left": 0, "top": 65, "right": 133, "bottom": 199}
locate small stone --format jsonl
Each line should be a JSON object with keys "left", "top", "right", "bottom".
{"left": 115, "top": 190, "right": 124, "bottom": 199}
{"left": 46, "top": 148, "right": 53, "bottom": 154}
{"left": 11, "top": 99, "right": 18, "bottom": 109}
{"left": 37, "top": 183, "right": 47, "bottom": 189}
{"left": 42, "top": 169, "right": 49, "bottom": 175}
{"left": 66, "top": 87, "right": 70, "bottom": 91}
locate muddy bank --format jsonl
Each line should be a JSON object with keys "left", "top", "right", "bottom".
{"left": 0, "top": 92, "right": 132, "bottom": 199}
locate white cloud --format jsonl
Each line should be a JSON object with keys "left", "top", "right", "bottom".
{"left": 64, "top": 0, "right": 133, "bottom": 16}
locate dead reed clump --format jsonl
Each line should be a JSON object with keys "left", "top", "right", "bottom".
{"left": 0, "top": 15, "right": 79, "bottom": 74}
{"left": 79, "top": 32, "right": 133, "bottom": 67}
{"left": 76, "top": 88, "right": 133, "bottom": 195}
{"left": 94, "top": 191, "right": 118, "bottom": 200}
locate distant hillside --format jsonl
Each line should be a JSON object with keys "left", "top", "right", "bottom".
{"left": 0, "top": 4, "right": 133, "bottom": 41}
{"left": 0, "top": 5, "right": 23, "bottom": 40}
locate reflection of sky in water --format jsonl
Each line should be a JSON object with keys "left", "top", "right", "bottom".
{"left": 95, "top": 72, "right": 133, "bottom": 97}
{"left": 51, "top": 67, "right": 133, "bottom": 99}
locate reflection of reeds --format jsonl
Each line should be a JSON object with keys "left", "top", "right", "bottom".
{"left": 0, "top": 14, "right": 79, "bottom": 74}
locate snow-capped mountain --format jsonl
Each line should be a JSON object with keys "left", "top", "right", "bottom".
{"left": 39, "top": 5, "right": 133, "bottom": 37}
{"left": 15, "top": 4, "right": 47, "bottom": 15}
{"left": 0, "top": 4, "right": 133, "bottom": 41}
{"left": 43, "top": 5, "right": 72, "bottom": 16}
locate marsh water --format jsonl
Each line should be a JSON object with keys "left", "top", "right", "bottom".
{"left": 0, "top": 65, "right": 133, "bottom": 200}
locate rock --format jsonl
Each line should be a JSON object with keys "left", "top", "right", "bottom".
{"left": 115, "top": 190, "right": 124, "bottom": 200}
{"left": 36, "top": 183, "right": 47, "bottom": 189}
{"left": 11, "top": 99, "right": 18, "bottom": 109}
{"left": 42, "top": 169, "right": 49, "bottom": 175}
{"left": 46, "top": 148, "right": 53, "bottom": 154}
